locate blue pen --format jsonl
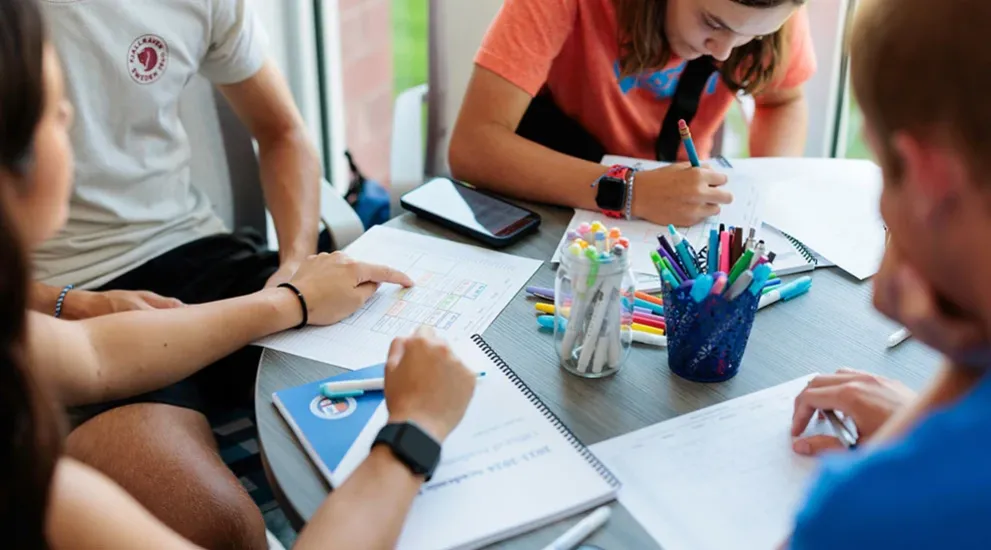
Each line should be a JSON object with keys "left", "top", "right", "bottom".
{"left": 668, "top": 225, "right": 700, "bottom": 279}
{"left": 707, "top": 229, "right": 719, "bottom": 274}
{"left": 679, "top": 119, "right": 701, "bottom": 167}
{"left": 690, "top": 274, "right": 714, "bottom": 303}
{"left": 748, "top": 264, "right": 774, "bottom": 296}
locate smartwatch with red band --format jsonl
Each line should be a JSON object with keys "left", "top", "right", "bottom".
{"left": 593, "top": 165, "right": 634, "bottom": 219}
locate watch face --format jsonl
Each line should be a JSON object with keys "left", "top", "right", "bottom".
{"left": 396, "top": 423, "right": 441, "bottom": 470}
{"left": 596, "top": 176, "right": 626, "bottom": 211}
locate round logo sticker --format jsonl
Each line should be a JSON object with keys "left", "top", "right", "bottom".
{"left": 309, "top": 395, "right": 357, "bottom": 420}
{"left": 128, "top": 34, "right": 169, "bottom": 84}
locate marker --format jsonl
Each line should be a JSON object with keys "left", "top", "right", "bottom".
{"left": 635, "top": 292, "right": 663, "bottom": 306}
{"left": 660, "top": 266, "right": 681, "bottom": 289}
{"left": 718, "top": 230, "right": 731, "bottom": 273}
{"left": 707, "top": 229, "right": 719, "bottom": 274}
{"left": 725, "top": 270, "right": 754, "bottom": 301}
{"left": 535, "top": 303, "right": 563, "bottom": 315}
{"left": 750, "top": 241, "right": 766, "bottom": 269}
{"left": 747, "top": 264, "right": 773, "bottom": 296}
{"left": 540, "top": 506, "right": 612, "bottom": 550}
{"left": 537, "top": 315, "right": 569, "bottom": 331}
{"left": 584, "top": 248, "right": 600, "bottom": 288}
{"left": 710, "top": 272, "right": 728, "bottom": 295}
{"left": 632, "top": 313, "right": 666, "bottom": 331}
{"left": 661, "top": 257, "right": 684, "bottom": 285}
{"left": 657, "top": 246, "right": 689, "bottom": 283}
{"left": 758, "top": 276, "right": 812, "bottom": 309}
{"left": 526, "top": 286, "right": 555, "bottom": 301}
{"left": 634, "top": 298, "right": 664, "bottom": 316}
{"left": 631, "top": 330, "right": 667, "bottom": 347}
{"left": 762, "top": 278, "right": 782, "bottom": 290}
{"left": 576, "top": 223, "right": 591, "bottom": 238}
{"left": 632, "top": 322, "right": 664, "bottom": 336}
{"left": 727, "top": 249, "right": 755, "bottom": 286}
{"left": 690, "top": 274, "right": 714, "bottom": 303}
{"left": 594, "top": 231, "right": 607, "bottom": 253}
{"left": 669, "top": 225, "right": 700, "bottom": 279}
{"left": 678, "top": 119, "right": 701, "bottom": 167}
{"left": 732, "top": 227, "right": 745, "bottom": 265}
{"left": 322, "top": 372, "right": 487, "bottom": 399}
{"left": 887, "top": 328, "right": 911, "bottom": 348}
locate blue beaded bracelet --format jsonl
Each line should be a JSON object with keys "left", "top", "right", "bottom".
{"left": 54, "top": 284, "right": 74, "bottom": 319}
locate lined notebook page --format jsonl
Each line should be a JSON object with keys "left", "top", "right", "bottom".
{"left": 328, "top": 339, "right": 617, "bottom": 550}
{"left": 590, "top": 376, "right": 834, "bottom": 550}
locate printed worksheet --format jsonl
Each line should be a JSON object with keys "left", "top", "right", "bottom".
{"left": 256, "top": 226, "right": 542, "bottom": 369}
{"left": 590, "top": 376, "right": 838, "bottom": 550}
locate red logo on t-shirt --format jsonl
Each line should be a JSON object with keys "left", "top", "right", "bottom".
{"left": 127, "top": 35, "right": 169, "bottom": 84}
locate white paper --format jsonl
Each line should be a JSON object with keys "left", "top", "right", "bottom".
{"left": 333, "top": 340, "right": 617, "bottom": 550}
{"left": 734, "top": 158, "right": 885, "bottom": 280}
{"left": 256, "top": 226, "right": 542, "bottom": 370}
{"left": 590, "top": 376, "right": 837, "bottom": 550}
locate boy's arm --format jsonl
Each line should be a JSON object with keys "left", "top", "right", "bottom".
{"left": 218, "top": 60, "right": 321, "bottom": 288}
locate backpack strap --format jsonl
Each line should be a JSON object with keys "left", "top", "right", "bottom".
{"left": 655, "top": 56, "right": 718, "bottom": 162}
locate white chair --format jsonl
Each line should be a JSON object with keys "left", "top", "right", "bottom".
{"left": 181, "top": 75, "right": 364, "bottom": 249}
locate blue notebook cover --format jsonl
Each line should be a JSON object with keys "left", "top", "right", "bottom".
{"left": 272, "top": 365, "right": 386, "bottom": 482}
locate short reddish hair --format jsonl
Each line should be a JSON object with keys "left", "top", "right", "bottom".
{"left": 850, "top": 0, "right": 991, "bottom": 182}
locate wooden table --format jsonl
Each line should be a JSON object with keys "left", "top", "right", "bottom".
{"left": 255, "top": 204, "right": 939, "bottom": 548}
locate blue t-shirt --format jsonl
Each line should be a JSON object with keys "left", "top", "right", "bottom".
{"left": 791, "top": 373, "right": 991, "bottom": 549}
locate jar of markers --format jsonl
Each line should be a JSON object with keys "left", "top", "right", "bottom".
{"left": 554, "top": 222, "right": 636, "bottom": 378}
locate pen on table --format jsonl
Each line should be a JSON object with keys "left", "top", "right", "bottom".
{"left": 887, "top": 327, "right": 911, "bottom": 348}
{"left": 823, "top": 410, "right": 859, "bottom": 450}
{"left": 321, "top": 372, "right": 487, "bottom": 398}
{"left": 758, "top": 276, "right": 812, "bottom": 310}
{"left": 541, "top": 506, "right": 612, "bottom": 550}
{"left": 678, "top": 119, "right": 701, "bottom": 168}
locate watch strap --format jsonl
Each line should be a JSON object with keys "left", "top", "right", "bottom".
{"left": 372, "top": 422, "right": 441, "bottom": 481}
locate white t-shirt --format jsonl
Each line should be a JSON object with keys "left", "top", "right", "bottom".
{"left": 34, "top": 0, "right": 267, "bottom": 288}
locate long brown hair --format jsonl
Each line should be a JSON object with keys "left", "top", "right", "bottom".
{"left": 616, "top": 0, "right": 806, "bottom": 95}
{"left": 0, "top": 0, "right": 64, "bottom": 548}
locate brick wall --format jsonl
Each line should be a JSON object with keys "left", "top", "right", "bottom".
{"left": 339, "top": 0, "right": 394, "bottom": 185}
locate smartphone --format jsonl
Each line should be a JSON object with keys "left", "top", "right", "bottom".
{"left": 400, "top": 177, "right": 541, "bottom": 248}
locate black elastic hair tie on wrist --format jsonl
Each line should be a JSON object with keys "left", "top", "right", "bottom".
{"left": 278, "top": 282, "right": 308, "bottom": 329}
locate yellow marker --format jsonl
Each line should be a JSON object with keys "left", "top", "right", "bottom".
{"left": 590, "top": 221, "right": 606, "bottom": 233}
{"left": 535, "top": 303, "right": 570, "bottom": 317}
{"left": 632, "top": 323, "right": 664, "bottom": 336}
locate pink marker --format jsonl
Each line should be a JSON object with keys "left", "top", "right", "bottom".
{"left": 710, "top": 272, "right": 728, "bottom": 295}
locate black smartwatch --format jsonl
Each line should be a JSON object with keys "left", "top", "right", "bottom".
{"left": 372, "top": 421, "right": 442, "bottom": 481}
{"left": 594, "top": 165, "right": 632, "bottom": 219}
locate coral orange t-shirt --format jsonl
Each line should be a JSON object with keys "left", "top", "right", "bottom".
{"left": 475, "top": 0, "right": 817, "bottom": 160}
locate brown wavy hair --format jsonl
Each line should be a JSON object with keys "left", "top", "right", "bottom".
{"left": 0, "top": 0, "right": 65, "bottom": 548}
{"left": 616, "top": 0, "right": 806, "bottom": 95}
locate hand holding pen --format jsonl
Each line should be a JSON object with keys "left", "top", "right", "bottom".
{"left": 790, "top": 368, "right": 915, "bottom": 456}
{"left": 629, "top": 165, "right": 731, "bottom": 226}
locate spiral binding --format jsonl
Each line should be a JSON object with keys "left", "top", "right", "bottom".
{"left": 782, "top": 231, "right": 818, "bottom": 267}
{"left": 470, "top": 334, "right": 621, "bottom": 489}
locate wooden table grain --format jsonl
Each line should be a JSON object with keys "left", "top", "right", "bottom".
{"left": 255, "top": 203, "right": 939, "bottom": 549}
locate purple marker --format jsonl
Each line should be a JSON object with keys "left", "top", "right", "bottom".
{"left": 526, "top": 286, "right": 555, "bottom": 300}
{"left": 657, "top": 246, "right": 689, "bottom": 282}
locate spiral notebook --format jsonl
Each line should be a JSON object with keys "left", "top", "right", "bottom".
{"left": 761, "top": 225, "right": 833, "bottom": 276}
{"left": 272, "top": 335, "right": 619, "bottom": 550}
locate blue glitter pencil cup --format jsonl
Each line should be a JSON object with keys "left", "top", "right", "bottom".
{"left": 662, "top": 280, "right": 760, "bottom": 382}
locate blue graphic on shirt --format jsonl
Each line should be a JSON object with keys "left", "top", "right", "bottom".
{"left": 614, "top": 61, "right": 719, "bottom": 99}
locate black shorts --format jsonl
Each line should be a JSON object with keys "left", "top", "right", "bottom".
{"left": 69, "top": 229, "right": 283, "bottom": 427}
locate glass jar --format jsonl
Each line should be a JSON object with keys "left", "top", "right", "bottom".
{"left": 554, "top": 244, "right": 635, "bottom": 378}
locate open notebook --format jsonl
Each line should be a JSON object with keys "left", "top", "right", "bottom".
{"left": 273, "top": 336, "right": 619, "bottom": 550}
